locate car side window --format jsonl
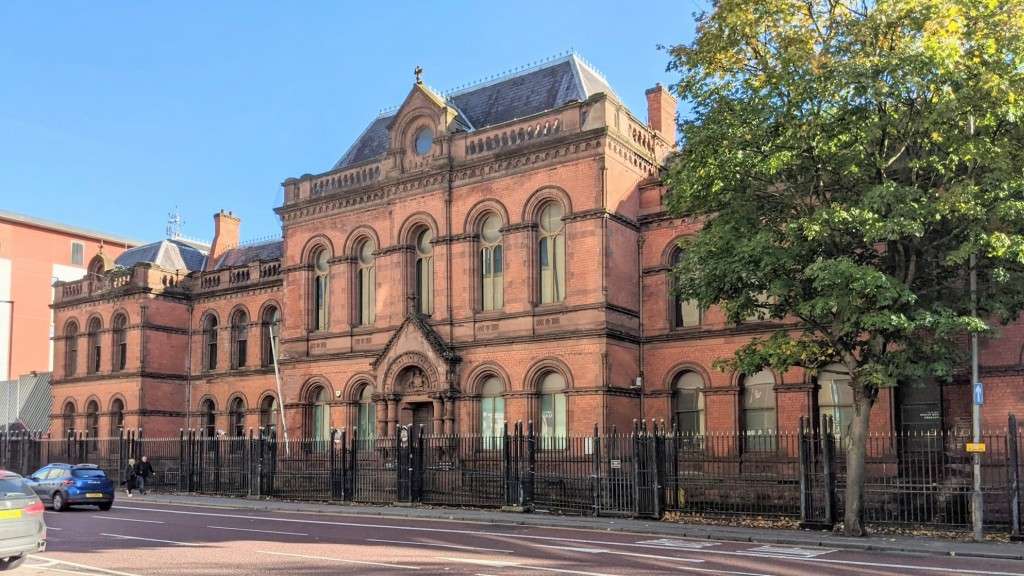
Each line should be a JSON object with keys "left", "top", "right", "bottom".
{"left": 30, "top": 467, "right": 48, "bottom": 480}
{"left": 45, "top": 469, "right": 63, "bottom": 480}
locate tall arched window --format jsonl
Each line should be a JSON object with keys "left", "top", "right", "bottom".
{"left": 230, "top": 309, "right": 249, "bottom": 369}
{"left": 414, "top": 228, "right": 434, "bottom": 315}
{"left": 306, "top": 386, "right": 330, "bottom": 441}
{"left": 111, "top": 313, "right": 128, "bottom": 372}
{"left": 480, "top": 214, "right": 504, "bottom": 311}
{"left": 672, "top": 371, "right": 705, "bottom": 436}
{"left": 356, "top": 239, "right": 376, "bottom": 326}
{"left": 538, "top": 202, "right": 566, "bottom": 304}
{"left": 480, "top": 377, "right": 505, "bottom": 449}
{"left": 259, "top": 395, "right": 279, "bottom": 433}
{"left": 229, "top": 397, "right": 246, "bottom": 437}
{"left": 672, "top": 248, "right": 701, "bottom": 328}
{"left": 818, "top": 363, "right": 855, "bottom": 439}
{"left": 538, "top": 372, "right": 567, "bottom": 448}
{"left": 85, "top": 400, "right": 99, "bottom": 448}
{"left": 86, "top": 317, "right": 102, "bottom": 374}
{"left": 201, "top": 399, "right": 216, "bottom": 437}
{"left": 64, "top": 321, "right": 79, "bottom": 377}
{"left": 62, "top": 402, "right": 76, "bottom": 437}
{"left": 311, "top": 247, "right": 330, "bottom": 331}
{"left": 741, "top": 369, "right": 777, "bottom": 451}
{"left": 110, "top": 398, "right": 125, "bottom": 436}
{"left": 357, "top": 385, "right": 376, "bottom": 439}
{"left": 202, "top": 314, "right": 218, "bottom": 371}
{"left": 261, "top": 305, "right": 281, "bottom": 368}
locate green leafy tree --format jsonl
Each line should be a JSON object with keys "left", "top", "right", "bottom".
{"left": 665, "top": 0, "right": 1024, "bottom": 535}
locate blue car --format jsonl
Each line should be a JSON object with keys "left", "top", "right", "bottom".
{"left": 25, "top": 464, "right": 114, "bottom": 512}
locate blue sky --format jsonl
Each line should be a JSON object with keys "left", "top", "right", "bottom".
{"left": 0, "top": 1, "right": 700, "bottom": 244}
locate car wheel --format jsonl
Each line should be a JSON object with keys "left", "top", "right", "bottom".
{"left": 98, "top": 502, "right": 112, "bottom": 511}
{"left": 0, "top": 555, "right": 25, "bottom": 570}
{"left": 52, "top": 492, "right": 66, "bottom": 512}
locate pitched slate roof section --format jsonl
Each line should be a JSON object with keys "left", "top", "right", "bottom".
{"left": 333, "top": 54, "right": 614, "bottom": 170}
{"left": 114, "top": 239, "right": 208, "bottom": 272}
{"left": 212, "top": 240, "right": 283, "bottom": 270}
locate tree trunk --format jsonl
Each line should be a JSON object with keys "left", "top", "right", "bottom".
{"left": 844, "top": 384, "right": 876, "bottom": 536}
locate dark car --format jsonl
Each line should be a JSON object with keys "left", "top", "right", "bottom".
{"left": 26, "top": 464, "right": 114, "bottom": 511}
{"left": 0, "top": 471, "right": 46, "bottom": 570}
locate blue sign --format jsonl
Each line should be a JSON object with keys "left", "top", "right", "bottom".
{"left": 974, "top": 382, "right": 985, "bottom": 406}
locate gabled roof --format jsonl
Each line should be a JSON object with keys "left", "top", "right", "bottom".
{"left": 371, "top": 312, "right": 460, "bottom": 370}
{"left": 333, "top": 54, "right": 614, "bottom": 170}
{"left": 212, "top": 240, "right": 283, "bottom": 270}
{"left": 114, "top": 238, "right": 208, "bottom": 272}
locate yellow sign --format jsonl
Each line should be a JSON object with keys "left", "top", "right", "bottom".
{"left": 966, "top": 443, "right": 986, "bottom": 453}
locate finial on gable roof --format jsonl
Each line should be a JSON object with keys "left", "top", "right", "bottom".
{"left": 414, "top": 65, "right": 423, "bottom": 84}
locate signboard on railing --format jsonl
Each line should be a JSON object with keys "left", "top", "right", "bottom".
{"left": 966, "top": 442, "right": 986, "bottom": 453}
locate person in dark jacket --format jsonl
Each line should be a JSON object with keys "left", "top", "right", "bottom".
{"left": 135, "top": 456, "right": 154, "bottom": 495}
{"left": 123, "top": 458, "right": 137, "bottom": 496}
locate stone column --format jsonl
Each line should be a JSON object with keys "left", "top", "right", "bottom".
{"left": 387, "top": 397, "right": 399, "bottom": 433}
{"left": 432, "top": 397, "right": 443, "bottom": 435}
{"left": 444, "top": 395, "right": 455, "bottom": 435}
{"left": 375, "top": 399, "right": 387, "bottom": 437}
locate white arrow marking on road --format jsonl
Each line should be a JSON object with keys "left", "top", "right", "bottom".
{"left": 747, "top": 545, "right": 836, "bottom": 558}
{"left": 636, "top": 538, "right": 720, "bottom": 549}
{"left": 30, "top": 557, "right": 144, "bottom": 576}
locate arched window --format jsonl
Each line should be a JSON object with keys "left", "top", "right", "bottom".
{"left": 480, "top": 214, "right": 504, "bottom": 311}
{"left": 86, "top": 317, "right": 102, "bottom": 374}
{"left": 230, "top": 309, "right": 249, "bottom": 369}
{"left": 111, "top": 313, "right": 128, "bottom": 372}
{"left": 672, "top": 371, "right": 705, "bottom": 436}
{"left": 357, "top": 384, "right": 375, "bottom": 439}
{"left": 818, "top": 363, "right": 855, "bottom": 439}
{"left": 306, "top": 386, "right": 330, "bottom": 441}
{"left": 62, "top": 402, "right": 76, "bottom": 437}
{"left": 414, "top": 228, "right": 434, "bottom": 315}
{"left": 672, "top": 248, "right": 701, "bottom": 328}
{"left": 538, "top": 202, "right": 566, "bottom": 304}
{"left": 85, "top": 400, "right": 99, "bottom": 448}
{"left": 480, "top": 377, "right": 505, "bottom": 449}
{"left": 229, "top": 397, "right": 246, "bottom": 437}
{"left": 356, "top": 239, "right": 376, "bottom": 326}
{"left": 64, "top": 321, "right": 79, "bottom": 377}
{"left": 741, "top": 369, "right": 777, "bottom": 451}
{"left": 311, "top": 247, "right": 330, "bottom": 331}
{"left": 538, "top": 372, "right": 567, "bottom": 448}
{"left": 260, "top": 305, "right": 281, "bottom": 368}
{"left": 202, "top": 314, "right": 218, "bottom": 371}
{"left": 110, "top": 398, "right": 125, "bottom": 436}
{"left": 201, "top": 399, "right": 216, "bottom": 437}
{"left": 259, "top": 395, "right": 279, "bottom": 433}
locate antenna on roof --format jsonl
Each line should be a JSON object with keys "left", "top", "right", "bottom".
{"left": 166, "top": 207, "right": 183, "bottom": 240}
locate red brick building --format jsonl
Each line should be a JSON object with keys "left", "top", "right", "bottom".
{"left": 50, "top": 54, "right": 1020, "bottom": 441}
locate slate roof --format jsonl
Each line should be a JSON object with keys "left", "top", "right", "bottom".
{"left": 0, "top": 372, "right": 52, "bottom": 433}
{"left": 212, "top": 240, "right": 283, "bottom": 270}
{"left": 333, "top": 54, "right": 614, "bottom": 170}
{"left": 114, "top": 238, "right": 209, "bottom": 272}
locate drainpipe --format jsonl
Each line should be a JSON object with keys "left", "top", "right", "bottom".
{"left": 0, "top": 300, "right": 12, "bottom": 383}
{"left": 637, "top": 234, "right": 645, "bottom": 423}
{"left": 186, "top": 301, "right": 193, "bottom": 431}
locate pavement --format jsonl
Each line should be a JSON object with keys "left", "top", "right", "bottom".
{"left": 10, "top": 493, "right": 1024, "bottom": 575}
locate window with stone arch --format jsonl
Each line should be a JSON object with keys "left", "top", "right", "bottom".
{"left": 110, "top": 398, "right": 125, "bottom": 436}
{"left": 357, "top": 384, "right": 376, "bottom": 439}
{"left": 230, "top": 309, "right": 249, "bottom": 369}
{"left": 305, "top": 385, "right": 331, "bottom": 441}
{"left": 479, "top": 214, "right": 504, "bottom": 311}
{"left": 310, "top": 245, "right": 330, "bottom": 331}
{"left": 260, "top": 305, "right": 281, "bottom": 368}
{"left": 200, "top": 398, "right": 217, "bottom": 437}
{"left": 672, "top": 371, "right": 705, "bottom": 437}
{"left": 259, "top": 395, "right": 279, "bottom": 433}
{"left": 111, "top": 313, "right": 128, "bottom": 372}
{"left": 64, "top": 320, "right": 79, "bottom": 377}
{"left": 62, "top": 402, "right": 76, "bottom": 438}
{"left": 538, "top": 371, "right": 567, "bottom": 449}
{"left": 412, "top": 226, "right": 434, "bottom": 315}
{"left": 86, "top": 316, "right": 102, "bottom": 374}
{"left": 741, "top": 369, "right": 777, "bottom": 451}
{"left": 671, "top": 247, "right": 702, "bottom": 328}
{"left": 817, "top": 363, "right": 855, "bottom": 440}
{"left": 202, "top": 313, "right": 218, "bottom": 371}
{"left": 537, "top": 201, "right": 566, "bottom": 304}
{"left": 229, "top": 397, "right": 246, "bottom": 438}
{"left": 85, "top": 400, "right": 99, "bottom": 448}
{"left": 355, "top": 238, "right": 376, "bottom": 326}
{"left": 480, "top": 376, "right": 505, "bottom": 449}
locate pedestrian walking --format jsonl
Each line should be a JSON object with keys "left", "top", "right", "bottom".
{"left": 123, "top": 458, "right": 137, "bottom": 497}
{"left": 136, "top": 456, "right": 154, "bottom": 495}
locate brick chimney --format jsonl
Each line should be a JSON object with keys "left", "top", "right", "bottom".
{"left": 645, "top": 83, "right": 677, "bottom": 144}
{"left": 206, "top": 209, "right": 240, "bottom": 270}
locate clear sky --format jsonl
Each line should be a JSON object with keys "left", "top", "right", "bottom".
{"left": 0, "top": 1, "right": 700, "bottom": 245}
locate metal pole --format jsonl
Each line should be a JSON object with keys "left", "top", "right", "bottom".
{"left": 268, "top": 321, "right": 289, "bottom": 456}
{"left": 971, "top": 251, "right": 983, "bottom": 540}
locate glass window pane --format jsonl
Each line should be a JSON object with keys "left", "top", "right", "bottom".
{"left": 493, "top": 245, "right": 503, "bottom": 274}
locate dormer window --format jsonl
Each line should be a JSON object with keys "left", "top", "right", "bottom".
{"left": 414, "top": 127, "right": 433, "bottom": 156}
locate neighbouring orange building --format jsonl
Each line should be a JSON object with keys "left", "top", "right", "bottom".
{"left": 49, "top": 54, "right": 1022, "bottom": 442}
{"left": 0, "top": 210, "right": 137, "bottom": 382}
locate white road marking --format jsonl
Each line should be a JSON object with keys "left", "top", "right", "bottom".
{"left": 747, "top": 545, "right": 836, "bottom": 558}
{"left": 533, "top": 544, "right": 609, "bottom": 553}
{"left": 91, "top": 515, "right": 165, "bottom": 524}
{"left": 208, "top": 525, "right": 308, "bottom": 536}
{"left": 367, "top": 538, "right": 513, "bottom": 553}
{"left": 636, "top": 538, "right": 719, "bottom": 549}
{"left": 24, "top": 564, "right": 101, "bottom": 576}
{"left": 101, "top": 533, "right": 194, "bottom": 546}
{"left": 45, "top": 526, "right": 63, "bottom": 531}
{"left": 439, "top": 557, "right": 620, "bottom": 576}
{"left": 116, "top": 506, "right": 1024, "bottom": 576}
{"left": 258, "top": 550, "right": 421, "bottom": 570}
{"left": 32, "top": 557, "right": 145, "bottom": 576}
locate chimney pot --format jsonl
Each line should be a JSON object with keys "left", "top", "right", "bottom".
{"left": 206, "top": 210, "right": 241, "bottom": 271}
{"left": 645, "top": 84, "right": 678, "bottom": 145}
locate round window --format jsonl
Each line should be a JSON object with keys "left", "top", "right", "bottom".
{"left": 414, "top": 127, "right": 433, "bottom": 156}
{"left": 359, "top": 240, "right": 375, "bottom": 265}
{"left": 481, "top": 215, "right": 502, "bottom": 243}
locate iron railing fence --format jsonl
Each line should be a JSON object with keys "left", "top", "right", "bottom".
{"left": 2, "top": 416, "right": 1022, "bottom": 532}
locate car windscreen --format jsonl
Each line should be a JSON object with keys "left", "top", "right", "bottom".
{"left": 0, "top": 478, "right": 30, "bottom": 498}
{"left": 71, "top": 469, "right": 107, "bottom": 478}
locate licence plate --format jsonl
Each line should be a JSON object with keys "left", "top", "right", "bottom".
{"left": 86, "top": 493, "right": 104, "bottom": 498}
{"left": 0, "top": 509, "right": 22, "bottom": 520}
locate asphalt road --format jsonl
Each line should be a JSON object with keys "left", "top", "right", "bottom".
{"left": 8, "top": 500, "right": 1024, "bottom": 576}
